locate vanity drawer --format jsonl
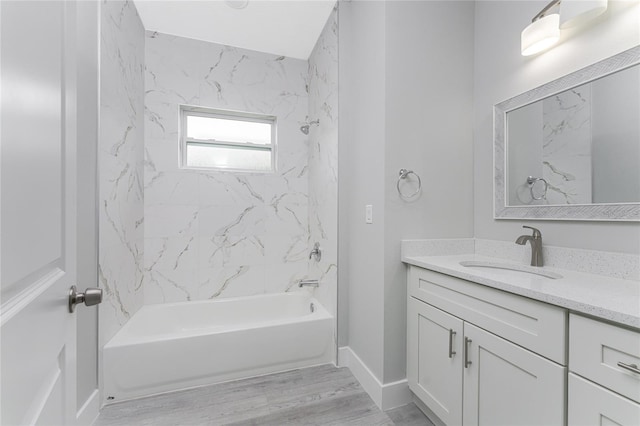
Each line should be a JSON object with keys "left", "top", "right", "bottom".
{"left": 408, "top": 266, "right": 567, "bottom": 364}
{"left": 568, "top": 373, "right": 640, "bottom": 426}
{"left": 569, "top": 314, "right": 640, "bottom": 403}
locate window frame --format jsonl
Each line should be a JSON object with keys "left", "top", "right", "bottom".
{"left": 179, "top": 105, "right": 277, "bottom": 173}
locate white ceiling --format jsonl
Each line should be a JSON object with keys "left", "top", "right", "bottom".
{"left": 134, "top": 0, "right": 336, "bottom": 60}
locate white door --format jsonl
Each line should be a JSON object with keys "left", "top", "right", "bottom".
{"left": 462, "top": 323, "right": 566, "bottom": 426}
{"left": 407, "top": 298, "right": 463, "bottom": 425}
{"left": 1, "top": 2, "right": 86, "bottom": 424}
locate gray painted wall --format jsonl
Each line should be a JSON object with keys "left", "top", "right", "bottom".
{"left": 338, "top": 0, "right": 475, "bottom": 384}
{"left": 592, "top": 66, "right": 640, "bottom": 203}
{"left": 473, "top": 0, "right": 640, "bottom": 254}
{"left": 339, "top": 0, "right": 387, "bottom": 381}
{"left": 337, "top": 3, "right": 352, "bottom": 350}
{"left": 383, "top": 0, "right": 475, "bottom": 383}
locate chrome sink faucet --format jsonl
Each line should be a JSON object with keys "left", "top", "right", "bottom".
{"left": 515, "top": 226, "right": 543, "bottom": 267}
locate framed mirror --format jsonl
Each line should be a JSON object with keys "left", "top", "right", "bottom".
{"left": 494, "top": 46, "right": 640, "bottom": 221}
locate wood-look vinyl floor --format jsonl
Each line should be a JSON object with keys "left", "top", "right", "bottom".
{"left": 95, "top": 364, "right": 433, "bottom": 426}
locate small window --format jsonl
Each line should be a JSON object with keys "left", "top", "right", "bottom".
{"left": 180, "top": 106, "right": 276, "bottom": 172}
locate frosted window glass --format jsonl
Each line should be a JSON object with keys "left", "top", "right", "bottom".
{"left": 186, "top": 144, "right": 272, "bottom": 171}
{"left": 181, "top": 107, "right": 275, "bottom": 172}
{"left": 187, "top": 116, "right": 271, "bottom": 145}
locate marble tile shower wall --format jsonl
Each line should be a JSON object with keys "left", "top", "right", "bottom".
{"left": 308, "top": 7, "right": 338, "bottom": 316}
{"left": 144, "top": 32, "right": 310, "bottom": 303}
{"left": 99, "top": 0, "right": 145, "bottom": 345}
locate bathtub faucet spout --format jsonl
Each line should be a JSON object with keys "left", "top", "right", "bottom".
{"left": 298, "top": 279, "right": 319, "bottom": 288}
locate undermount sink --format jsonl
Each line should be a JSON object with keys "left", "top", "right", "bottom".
{"left": 459, "top": 261, "right": 563, "bottom": 280}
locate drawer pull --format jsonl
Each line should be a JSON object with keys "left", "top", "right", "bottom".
{"left": 465, "top": 337, "right": 472, "bottom": 368}
{"left": 449, "top": 329, "right": 457, "bottom": 358}
{"left": 617, "top": 361, "right": 640, "bottom": 375}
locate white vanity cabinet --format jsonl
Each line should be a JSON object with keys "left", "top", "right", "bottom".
{"left": 407, "top": 266, "right": 567, "bottom": 426}
{"left": 462, "top": 322, "right": 565, "bottom": 426}
{"left": 408, "top": 298, "right": 463, "bottom": 425}
{"left": 568, "top": 314, "right": 640, "bottom": 426}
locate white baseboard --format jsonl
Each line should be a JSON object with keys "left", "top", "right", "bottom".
{"left": 382, "top": 378, "right": 413, "bottom": 412}
{"left": 76, "top": 389, "right": 100, "bottom": 425}
{"left": 338, "top": 346, "right": 412, "bottom": 411}
{"left": 338, "top": 347, "right": 383, "bottom": 406}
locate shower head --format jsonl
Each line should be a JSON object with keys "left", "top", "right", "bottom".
{"left": 300, "top": 119, "right": 320, "bottom": 135}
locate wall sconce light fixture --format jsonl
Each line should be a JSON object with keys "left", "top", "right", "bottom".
{"left": 224, "top": 0, "right": 249, "bottom": 10}
{"left": 560, "top": 0, "right": 608, "bottom": 28}
{"left": 521, "top": 0, "right": 608, "bottom": 56}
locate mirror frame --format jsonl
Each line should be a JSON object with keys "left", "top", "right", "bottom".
{"left": 494, "top": 46, "right": 640, "bottom": 221}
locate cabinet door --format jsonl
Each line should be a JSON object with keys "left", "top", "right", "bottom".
{"left": 408, "top": 297, "right": 463, "bottom": 425}
{"left": 463, "top": 323, "right": 565, "bottom": 426}
{"left": 569, "top": 373, "right": 640, "bottom": 426}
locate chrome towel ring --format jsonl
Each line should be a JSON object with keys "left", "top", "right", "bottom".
{"left": 397, "top": 169, "right": 422, "bottom": 199}
{"left": 527, "top": 176, "right": 548, "bottom": 200}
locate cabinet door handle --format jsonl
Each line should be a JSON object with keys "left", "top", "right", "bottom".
{"left": 618, "top": 362, "right": 640, "bottom": 375}
{"left": 464, "top": 337, "right": 472, "bottom": 368}
{"left": 448, "top": 329, "right": 457, "bottom": 358}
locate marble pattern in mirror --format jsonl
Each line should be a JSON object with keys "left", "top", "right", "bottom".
{"left": 494, "top": 46, "right": 640, "bottom": 221}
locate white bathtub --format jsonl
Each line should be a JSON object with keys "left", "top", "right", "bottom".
{"left": 103, "top": 292, "right": 334, "bottom": 403}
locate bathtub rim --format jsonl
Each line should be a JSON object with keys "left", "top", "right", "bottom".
{"left": 104, "top": 291, "right": 333, "bottom": 348}
{"left": 140, "top": 289, "right": 319, "bottom": 311}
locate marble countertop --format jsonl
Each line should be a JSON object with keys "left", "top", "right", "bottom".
{"left": 403, "top": 253, "right": 640, "bottom": 329}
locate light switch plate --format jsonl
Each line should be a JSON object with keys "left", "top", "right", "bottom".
{"left": 365, "top": 205, "right": 373, "bottom": 224}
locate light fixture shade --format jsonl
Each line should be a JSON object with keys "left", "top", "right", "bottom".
{"left": 521, "top": 14, "right": 561, "bottom": 56}
{"left": 560, "top": 0, "right": 608, "bottom": 29}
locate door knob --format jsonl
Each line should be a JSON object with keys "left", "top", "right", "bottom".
{"left": 68, "top": 286, "right": 103, "bottom": 313}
